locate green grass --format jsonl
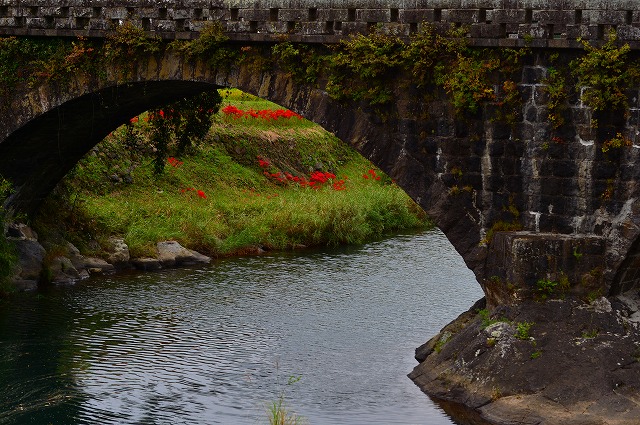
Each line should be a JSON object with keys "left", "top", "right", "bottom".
{"left": 35, "top": 89, "right": 431, "bottom": 259}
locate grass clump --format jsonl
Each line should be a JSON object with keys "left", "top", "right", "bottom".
{"left": 36, "top": 89, "right": 430, "bottom": 259}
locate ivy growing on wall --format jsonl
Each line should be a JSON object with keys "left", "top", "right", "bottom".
{"left": 573, "top": 30, "right": 637, "bottom": 114}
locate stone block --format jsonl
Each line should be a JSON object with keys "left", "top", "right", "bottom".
{"left": 54, "top": 17, "right": 73, "bottom": 29}
{"left": 357, "top": 9, "right": 390, "bottom": 23}
{"left": 103, "top": 7, "right": 128, "bottom": 20}
{"left": 70, "top": 7, "right": 92, "bottom": 18}
{"left": 489, "top": 9, "right": 526, "bottom": 24}
{"left": 533, "top": 10, "right": 572, "bottom": 25}
{"left": 169, "top": 8, "right": 191, "bottom": 20}
{"left": 399, "top": 9, "right": 433, "bottom": 23}
{"left": 238, "top": 8, "right": 270, "bottom": 21}
{"left": 485, "top": 232, "right": 607, "bottom": 305}
{"left": 584, "top": 9, "right": 628, "bottom": 25}
{"left": 279, "top": 8, "right": 306, "bottom": 21}
{"left": 444, "top": 9, "right": 478, "bottom": 24}
{"left": 25, "top": 17, "right": 47, "bottom": 28}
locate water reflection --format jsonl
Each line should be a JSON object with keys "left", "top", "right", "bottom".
{"left": 0, "top": 229, "right": 483, "bottom": 424}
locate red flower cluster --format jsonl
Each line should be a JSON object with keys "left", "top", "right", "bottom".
{"left": 180, "top": 187, "right": 207, "bottom": 199}
{"left": 167, "top": 157, "right": 183, "bottom": 168}
{"left": 362, "top": 169, "right": 381, "bottom": 181}
{"left": 257, "top": 158, "right": 345, "bottom": 190}
{"left": 222, "top": 105, "right": 302, "bottom": 121}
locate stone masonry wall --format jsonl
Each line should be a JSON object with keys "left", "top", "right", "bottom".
{"left": 2, "top": 1, "right": 640, "bottom": 48}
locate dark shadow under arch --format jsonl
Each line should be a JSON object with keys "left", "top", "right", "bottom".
{"left": 0, "top": 80, "right": 216, "bottom": 214}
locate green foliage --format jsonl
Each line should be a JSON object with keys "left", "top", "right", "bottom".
{"left": 535, "top": 274, "right": 569, "bottom": 300}
{"left": 572, "top": 246, "right": 583, "bottom": 261}
{"left": 573, "top": 30, "right": 635, "bottom": 113}
{"left": 478, "top": 308, "right": 498, "bottom": 328}
{"left": 530, "top": 350, "right": 542, "bottom": 359}
{"left": 543, "top": 66, "right": 570, "bottom": 128}
{"left": 104, "top": 21, "right": 161, "bottom": 60}
{"left": 326, "top": 30, "right": 405, "bottom": 105}
{"left": 170, "top": 22, "right": 236, "bottom": 67}
{"left": 536, "top": 278, "right": 558, "bottom": 299}
{"left": 0, "top": 176, "right": 16, "bottom": 297}
{"left": 402, "top": 24, "right": 467, "bottom": 86}
{"left": 271, "top": 41, "right": 326, "bottom": 84}
{"left": 601, "top": 132, "right": 632, "bottom": 153}
{"left": 515, "top": 321, "right": 534, "bottom": 340}
{"left": 149, "top": 90, "right": 223, "bottom": 175}
{"left": 482, "top": 220, "right": 523, "bottom": 245}
{"left": 434, "top": 331, "right": 452, "bottom": 353}
{"left": 266, "top": 395, "right": 306, "bottom": 425}
{"left": 435, "top": 50, "right": 499, "bottom": 115}
{"left": 582, "top": 329, "right": 598, "bottom": 339}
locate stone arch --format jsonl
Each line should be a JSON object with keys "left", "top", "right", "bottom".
{"left": 0, "top": 49, "right": 525, "bottom": 296}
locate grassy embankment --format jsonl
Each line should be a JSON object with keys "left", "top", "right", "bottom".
{"left": 35, "top": 89, "right": 431, "bottom": 259}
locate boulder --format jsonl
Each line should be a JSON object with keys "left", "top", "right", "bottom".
{"left": 13, "top": 239, "right": 46, "bottom": 280}
{"left": 156, "top": 241, "right": 211, "bottom": 267}
{"left": 132, "top": 257, "right": 162, "bottom": 271}
{"left": 83, "top": 257, "right": 116, "bottom": 275}
{"left": 12, "top": 279, "right": 37, "bottom": 291}
{"left": 6, "top": 223, "right": 38, "bottom": 240}
{"left": 48, "top": 256, "right": 84, "bottom": 285}
{"left": 106, "top": 237, "right": 130, "bottom": 268}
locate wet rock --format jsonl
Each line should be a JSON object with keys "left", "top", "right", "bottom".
{"left": 156, "top": 241, "right": 210, "bottom": 267}
{"left": 132, "top": 257, "right": 162, "bottom": 271}
{"left": 12, "top": 279, "right": 37, "bottom": 291}
{"left": 48, "top": 256, "right": 84, "bottom": 285}
{"left": 83, "top": 257, "right": 116, "bottom": 275}
{"left": 107, "top": 237, "right": 130, "bottom": 268}
{"left": 13, "top": 239, "right": 46, "bottom": 280}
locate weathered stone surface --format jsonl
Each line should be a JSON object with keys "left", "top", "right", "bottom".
{"left": 83, "top": 257, "right": 116, "bottom": 274}
{"left": 48, "top": 255, "right": 84, "bottom": 285}
{"left": 156, "top": 241, "right": 211, "bottom": 267}
{"left": 12, "top": 279, "right": 37, "bottom": 291}
{"left": 410, "top": 295, "right": 640, "bottom": 425}
{"left": 106, "top": 237, "right": 130, "bottom": 268}
{"left": 132, "top": 257, "right": 163, "bottom": 271}
{"left": 12, "top": 239, "right": 45, "bottom": 281}
{"left": 1, "top": 1, "right": 640, "bottom": 48}
{"left": 6, "top": 223, "right": 38, "bottom": 240}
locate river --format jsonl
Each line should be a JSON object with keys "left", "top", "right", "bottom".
{"left": 0, "top": 229, "right": 484, "bottom": 424}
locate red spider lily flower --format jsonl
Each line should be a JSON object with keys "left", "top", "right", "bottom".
{"left": 332, "top": 180, "right": 346, "bottom": 191}
{"left": 257, "top": 156, "right": 270, "bottom": 168}
{"left": 363, "top": 174, "right": 369, "bottom": 179}
{"left": 167, "top": 157, "right": 183, "bottom": 168}
{"left": 130, "top": 116, "right": 139, "bottom": 124}
{"left": 197, "top": 190, "right": 207, "bottom": 199}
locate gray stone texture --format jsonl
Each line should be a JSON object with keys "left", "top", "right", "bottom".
{"left": 1, "top": 1, "right": 640, "bottom": 47}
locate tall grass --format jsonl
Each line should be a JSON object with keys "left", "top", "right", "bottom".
{"left": 266, "top": 396, "right": 306, "bottom": 425}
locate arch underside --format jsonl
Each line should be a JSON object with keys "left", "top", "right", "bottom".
{"left": 0, "top": 80, "right": 215, "bottom": 214}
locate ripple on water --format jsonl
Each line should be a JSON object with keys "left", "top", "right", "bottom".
{"left": 0, "top": 229, "right": 483, "bottom": 425}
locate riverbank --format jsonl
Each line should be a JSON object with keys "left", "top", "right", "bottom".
{"left": 2, "top": 89, "right": 429, "bottom": 292}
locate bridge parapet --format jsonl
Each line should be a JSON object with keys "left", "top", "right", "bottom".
{"left": 1, "top": 1, "right": 640, "bottom": 48}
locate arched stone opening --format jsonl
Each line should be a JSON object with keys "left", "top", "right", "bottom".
{"left": 0, "top": 80, "right": 217, "bottom": 214}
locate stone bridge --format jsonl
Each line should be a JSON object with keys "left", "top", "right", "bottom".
{"left": 2, "top": 0, "right": 640, "bottom": 309}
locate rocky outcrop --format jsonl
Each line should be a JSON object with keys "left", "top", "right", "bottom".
{"left": 410, "top": 294, "right": 640, "bottom": 425}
